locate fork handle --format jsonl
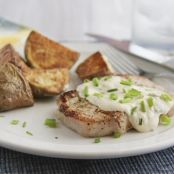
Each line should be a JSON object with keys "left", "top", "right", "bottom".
{"left": 146, "top": 72, "right": 174, "bottom": 79}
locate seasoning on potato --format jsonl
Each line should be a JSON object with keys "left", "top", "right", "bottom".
{"left": 25, "top": 31, "right": 80, "bottom": 69}
{"left": 0, "top": 63, "right": 34, "bottom": 112}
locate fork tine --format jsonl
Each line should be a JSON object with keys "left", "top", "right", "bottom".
{"left": 99, "top": 47, "right": 125, "bottom": 73}
{"left": 109, "top": 46, "right": 142, "bottom": 73}
{"left": 104, "top": 47, "right": 134, "bottom": 74}
{"left": 103, "top": 46, "right": 136, "bottom": 74}
{"left": 106, "top": 46, "right": 140, "bottom": 75}
{"left": 107, "top": 46, "right": 138, "bottom": 74}
{"left": 101, "top": 48, "right": 129, "bottom": 74}
{"left": 110, "top": 47, "right": 141, "bottom": 73}
{"left": 109, "top": 52, "right": 139, "bottom": 75}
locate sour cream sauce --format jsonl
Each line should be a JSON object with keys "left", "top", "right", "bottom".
{"left": 77, "top": 76, "right": 174, "bottom": 132}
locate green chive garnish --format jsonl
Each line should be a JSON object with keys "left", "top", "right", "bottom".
{"left": 26, "top": 131, "right": 33, "bottom": 136}
{"left": 94, "top": 93, "right": 103, "bottom": 98}
{"left": 92, "top": 77, "right": 99, "bottom": 87}
{"left": 83, "top": 86, "right": 89, "bottom": 97}
{"left": 140, "top": 101, "right": 146, "bottom": 112}
{"left": 119, "top": 98, "right": 132, "bottom": 103}
{"left": 160, "top": 115, "right": 171, "bottom": 125}
{"left": 109, "top": 93, "right": 118, "bottom": 100}
{"left": 124, "top": 88, "right": 141, "bottom": 98}
{"left": 22, "top": 122, "right": 27, "bottom": 128}
{"left": 147, "top": 97, "right": 153, "bottom": 108}
{"left": 160, "top": 93, "right": 172, "bottom": 102}
{"left": 103, "top": 76, "right": 112, "bottom": 81}
{"left": 107, "top": 88, "right": 118, "bottom": 92}
{"left": 123, "top": 88, "right": 127, "bottom": 93}
{"left": 120, "top": 79, "right": 132, "bottom": 86}
{"left": 94, "top": 137, "right": 101, "bottom": 143}
{"left": 139, "top": 118, "right": 143, "bottom": 125}
{"left": 10, "top": 120, "right": 19, "bottom": 125}
{"left": 131, "top": 107, "right": 137, "bottom": 115}
{"left": 113, "top": 131, "right": 121, "bottom": 138}
{"left": 84, "top": 79, "right": 90, "bottom": 83}
{"left": 44, "top": 119, "right": 58, "bottom": 128}
{"left": 148, "top": 93, "right": 157, "bottom": 97}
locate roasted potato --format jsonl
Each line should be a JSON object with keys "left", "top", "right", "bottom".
{"left": 0, "top": 44, "right": 30, "bottom": 73}
{"left": 0, "top": 44, "right": 69, "bottom": 98}
{"left": 25, "top": 31, "right": 80, "bottom": 69}
{"left": 24, "top": 68, "right": 69, "bottom": 97}
{"left": 0, "top": 63, "right": 34, "bottom": 112}
{"left": 76, "top": 51, "right": 114, "bottom": 80}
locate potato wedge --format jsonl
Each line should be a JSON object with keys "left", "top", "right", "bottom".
{"left": 0, "top": 63, "right": 34, "bottom": 112}
{"left": 25, "top": 31, "right": 80, "bottom": 69}
{"left": 0, "top": 44, "right": 69, "bottom": 98}
{"left": 76, "top": 51, "right": 114, "bottom": 80}
{"left": 0, "top": 44, "right": 30, "bottom": 73}
{"left": 24, "top": 68, "right": 69, "bottom": 97}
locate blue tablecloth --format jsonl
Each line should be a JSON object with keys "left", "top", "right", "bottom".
{"left": 0, "top": 146, "right": 174, "bottom": 174}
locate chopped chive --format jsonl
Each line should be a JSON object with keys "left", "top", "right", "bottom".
{"left": 92, "top": 77, "right": 99, "bottom": 87}
{"left": 84, "top": 79, "right": 90, "bottom": 83}
{"left": 147, "top": 97, "right": 153, "bottom": 108}
{"left": 119, "top": 98, "right": 132, "bottom": 103}
{"left": 131, "top": 107, "right": 137, "bottom": 115}
{"left": 139, "top": 118, "right": 143, "bottom": 125}
{"left": 83, "top": 86, "right": 89, "bottom": 97}
{"left": 10, "top": 120, "right": 19, "bottom": 125}
{"left": 93, "top": 93, "right": 103, "bottom": 98}
{"left": 109, "top": 93, "right": 118, "bottom": 100}
{"left": 123, "top": 88, "right": 127, "bottom": 93}
{"left": 160, "top": 93, "right": 172, "bottom": 102}
{"left": 94, "top": 137, "right": 101, "bottom": 143}
{"left": 103, "top": 76, "right": 112, "bottom": 81}
{"left": 149, "top": 93, "right": 157, "bottom": 97}
{"left": 22, "top": 122, "right": 27, "bottom": 128}
{"left": 160, "top": 114, "right": 171, "bottom": 125}
{"left": 44, "top": 118, "right": 58, "bottom": 128}
{"left": 107, "top": 88, "right": 118, "bottom": 92}
{"left": 113, "top": 131, "right": 121, "bottom": 138}
{"left": 120, "top": 79, "right": 132, "bottom": 86}
{"left": 124, "top": 88, "right": 141, "bottom": 98}
{"left": 140, "top": 101, "right": 146, "bottom": 112}
{"left": 26, "top": 131, "right": 33, "bottom": 136}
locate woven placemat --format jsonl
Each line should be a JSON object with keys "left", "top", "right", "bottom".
{"left": 0, "top": 146, "right": 173, "bottom": 174}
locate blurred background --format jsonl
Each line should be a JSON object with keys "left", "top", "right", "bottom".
{"left": 1, "top": 0, "right": 174, "bottom": 52}
{"left": 0, "top": 0, "right": 132, "bottom": 41}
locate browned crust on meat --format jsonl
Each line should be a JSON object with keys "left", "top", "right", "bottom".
{"left": 58, "top": 90, "right": 132, "bottom": 137}
{"left": 25, "top": 31, "right": 80, "bottom": 69}
{"left": 59, "top": 90, "right": 127, "bottom": 123}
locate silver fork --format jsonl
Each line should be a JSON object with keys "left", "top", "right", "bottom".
{"left": 101, "top": 46, "right": 174, "bottom": 79}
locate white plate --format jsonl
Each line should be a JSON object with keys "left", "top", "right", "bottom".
{"left": 1, "top": 42, "right": 174, "bottom": 159}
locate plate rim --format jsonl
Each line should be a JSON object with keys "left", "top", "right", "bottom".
{"left": 1, "top": 42, "right": 174, "bottom": 159}
{"left": 0, "top": 127, "right": 173, "bottom": 159}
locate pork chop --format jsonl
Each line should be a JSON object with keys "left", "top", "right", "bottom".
{"left": 57, "top": 75, "right": 174, "bottom": 137}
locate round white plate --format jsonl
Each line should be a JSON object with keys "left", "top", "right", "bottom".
{"left": 1, "top": 42, "right": 174, "bottom": 159}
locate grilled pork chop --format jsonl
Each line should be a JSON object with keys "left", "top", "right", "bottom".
{"left": 57, "top": 75, "right": 174, "bottom": 137}
{"left": 58, "top": 90, "right": 132, "bottom": 137}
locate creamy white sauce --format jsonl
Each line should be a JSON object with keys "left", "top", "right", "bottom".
{"left": 77, "top": 76, "right": 174, "bottom": 132}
